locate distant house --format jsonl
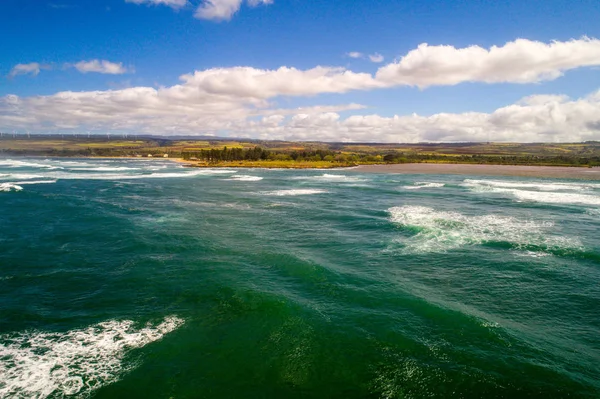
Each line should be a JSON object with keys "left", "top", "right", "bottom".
{"left": 163, "top": 154, "right": 169, "bottom": 158}
{"left": 147, "top": 154, "right": 153, "bottom": 158}
{"left": 190, "top": 157, "right": 199, "bottom": 161}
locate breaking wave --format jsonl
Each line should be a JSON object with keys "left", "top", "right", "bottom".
{"left": 0, "top": 159, "right": 63, "bottom": 170}
{"left": 0, "top": 180, "right": 57, "bottom": 192}
{"left": 227, "top": 175, "right": 263, "bottom": 181}
{"left": 503, "top": 189, "right": 600, "bottom": 206}
{"left": 0, "top": 316, "right": 184, "bottom": 398}
{"left": 463, "top": 179, "right": 600, "bottom": 192}
{"left": 261, "top": 189, "right": 328, "bottom": 196}
{"left": 4, "top": 169, "right": 235, "bottom": 181}
{"left": 0, "top": 173, "right": 46, "bottom": 180}
{"left": 388, "top": 205, "right": 582, "bottom": 254}
{"left": 403, "top": 182, "right": 445, "bottom": 190}
{"left": 0, "top": 158, "right": 240, "bottom": 182}
{"left": 0, "top": 183, "right": 23, "bottom": 192}
{"left": 69, "top": 166, "right": 142, "bottom": 172}
{"left": 294, "top": 174, "right": 364, "bottom": 182}
{"left": 464, "top": 179, "right": 600, "bottom": 207}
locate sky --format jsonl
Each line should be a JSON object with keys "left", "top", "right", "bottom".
{"left": 1, "top": 0, "right": 600, "bottom": 142}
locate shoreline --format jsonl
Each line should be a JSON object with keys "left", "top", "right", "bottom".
{"left": 172, "top": 158, "right": 600, "bottom": 179}
{"left": 3, "top": 155, "right": 600, "bottom": 179}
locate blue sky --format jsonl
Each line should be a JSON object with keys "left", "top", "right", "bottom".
{"left": 2, "top": 0, "right": 600, "bottom": 142}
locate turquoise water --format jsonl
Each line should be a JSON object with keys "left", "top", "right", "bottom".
{"left": 1, "top": 158, "right": 599, "bottom": 398}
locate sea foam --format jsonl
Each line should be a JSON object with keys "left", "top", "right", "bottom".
{"left": 0, "top": 173, "right": 46, "bottom": 180}
{"left": 403, "top": 182, "right": 445, "bottom": 190}
{"left": 463, "top": 179, "right": 600, "bottom": 192}
{"left": 0, "top": 180, "right": 58, "bottom": 192}
{"left": 464, "top": 179, "right": 600, "bottom": 207}
{"left": 388, "top": 205, "right": 581, "bottom": 254}
{"left": 68, "top": 166, "right": 142, "bottom": 172}
{"left": 227, "top": 175, "right": 263, "bottom": 181}
{"left": 0, "top": 316, "right": 184, "bottom": 398}
{"left": 0, "top": 183, "right": 23, "bottom": 192}
{"left": 0, "top": 159, "right": 63, "bottom": 169}
{"left": 16, "top": 169, "right": 237, "bottom": 181}
{"left": 262, "top": 189, "right": 327, "bottom": 196}
{"left": 294, "top": 174, "right": 364, "bottom": 182}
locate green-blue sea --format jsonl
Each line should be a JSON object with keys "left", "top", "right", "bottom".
{"left": 1, "top": 158, "right": 599, "bottom": 398}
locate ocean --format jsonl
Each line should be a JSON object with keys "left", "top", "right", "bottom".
{"left": 0, "top": 158, "right": 599, "bottom": 398}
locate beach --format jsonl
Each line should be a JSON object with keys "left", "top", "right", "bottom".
{"left": 171, "top": 157, "right": 600, "bottom": 178}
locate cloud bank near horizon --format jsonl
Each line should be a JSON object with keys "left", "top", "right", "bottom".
{"left": 3, "top": 38, "right": 600, "bottom": 142}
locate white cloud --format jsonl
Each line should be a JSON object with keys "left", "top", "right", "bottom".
{"left": 4, "top": 38, "right": 600, "bottom": 141}
{"left": 72, "top": 60, "right": 129, "bottom": 75}
{"left": 0, "top": 66, "right": 375, "bottom": 134}
{"left": 194, "top": 0, "right": 271, "bottom": 21}
{"left": 3, "top": 77, "right": 600, "bottom": 142}
{"left": 125, "top": 0, "right": 188, "bottom": 9}
{"left": 179, "top": 66, "right": 381, "bottom": 98}
{"left": 369, "top": 53, "right": 384, "bottom": 63}
{"left": 347, "top": 52, "right": 363, "bottom": 59}
{"left": 242, "top": 91, "right": 600, "bottom": 143}
{"left": 376, "top": 37, "right": 600, "bottom": 88}
{"left": 7, "top": 63, "right": 46, "bottom": 79}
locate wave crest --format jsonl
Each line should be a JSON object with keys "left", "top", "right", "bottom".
{"left": 227, "top": 175, "right": 263, "bottom": 181}
{"left": 0, "top": 316, "right": 184, "bottom": 398}
{"left": 0, "top": 183, "right": 23, "bottom": 192}
{"left": 464, "top": 179, "right": 600, "bottom": 206}
{"left": 262, "top": 189, "right": 327, "bottom": 196}
{"left": 294, "top": 174, "right": 364, "bottom": 182}
{"left": 388, "top": 205, "right": 582, "bottom": 254}
{"left": 403, "top": 182, "right": 445, "bottom": 190}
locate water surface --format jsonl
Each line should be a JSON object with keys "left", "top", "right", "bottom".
{"left": 1, "top": 158, "right": 599, "bottom": 398}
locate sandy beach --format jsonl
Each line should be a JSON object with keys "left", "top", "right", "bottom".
{"left": 354, "top": 163, "right": 600, "bottom": 180}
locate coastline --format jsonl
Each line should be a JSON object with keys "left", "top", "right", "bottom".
{"left": 353, "top": 163, "right": 600, "bottom": 180}
{"left": 5, "top": 154, "right": 600, "bottom": 179}
{"left": 172, "top": 158, "right": 600, "bottom": 179}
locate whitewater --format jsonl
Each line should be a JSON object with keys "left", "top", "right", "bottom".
{"left": 1, "top": 158, "right": 599, "bottom": 398}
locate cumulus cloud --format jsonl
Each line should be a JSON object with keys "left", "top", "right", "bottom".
{"left": 4, "top": 38, "right": 600, "bottom": 141}
{"left": 72, "top": 60, "right": 130, "bottom": 75}
{"left": 369, "top": 53, "right": 384, "bottom": 63}
{"left": 7, "top": 63, "right": 47, "bottom": 79}
{"left": 179, "top": 66, "right": 381, "bottom": 98}
{"left": 0, "top": 66, "right": 374, "bottom": 134}
{"left": 376, "top": 37, "right": 600, "bottom": 88}
{"left": 125, "top": 0, "right": 188, "bottom": 8}
{"left": 194, "top": 0, "right": 272, "bottom": 21}
{"left": 243, "top": 91, "right": 600, "bottom": 143}
{"left": 3, "top": 75, "right": 600, "bottom": 142}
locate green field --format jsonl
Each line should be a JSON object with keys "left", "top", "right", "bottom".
{"left": 1, "top": 135, "right": 600, "bottom": 168}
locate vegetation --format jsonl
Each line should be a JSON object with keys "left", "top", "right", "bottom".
{"left": 1, "top": 134, "right": 600, "bottom": 168}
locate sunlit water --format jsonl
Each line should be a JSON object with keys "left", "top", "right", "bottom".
{"left": 1, "top": 158, "right": 599, "bottom": 398}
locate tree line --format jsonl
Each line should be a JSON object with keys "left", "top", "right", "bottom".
{"left": 181, "top": 147, "right": 345, "bottom": 162}
{"left": 382, "top": 152, "right": 600, "bottom": 167}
